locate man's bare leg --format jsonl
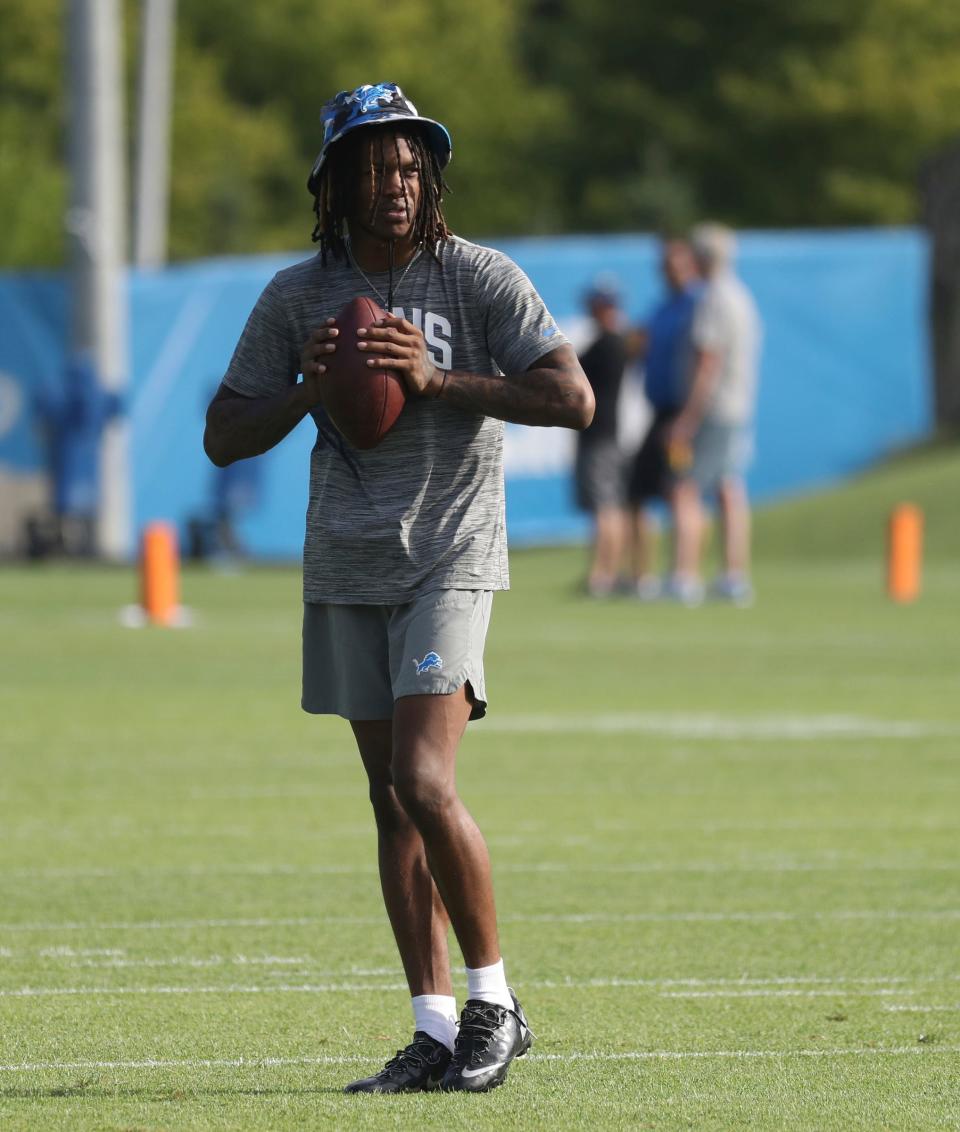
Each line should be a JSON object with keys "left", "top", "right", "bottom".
{"left": 713, "top": 475, "right": 754, "bottom": 604}
{"left": 351, "top": 719, "right": 452, "bottom": 996}
{"left": 629, "top": 507, "right": 654, "bottom": 580}
{"left": 358, "top": 688, "right": 533, "bottom": 1094}
{"left": 670, "top": 478, "right": 703, "bottom": 578}
{"left": 629, "top": 506, "right": 663, "bottom": 599}
{"left": 343, "top": 719, "right": 456, "bottom": 1093}
{"left": 665, "top": 478, "right": 706, "bottom": 604}
{"left": 588, "top": 505, "right": 626, "bottom": 595}
{"left": 717, "top": 475, "right": 751, "bottom": 578}
{"left": 393, "top": 688, "right": 535, "bottom": 1093}
{"left": 391, "top": 688, "right": 500, "bottom": 969}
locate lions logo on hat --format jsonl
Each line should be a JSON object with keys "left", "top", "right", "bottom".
{"left": 308, "top": 81, "right": 452, "bottom": 195}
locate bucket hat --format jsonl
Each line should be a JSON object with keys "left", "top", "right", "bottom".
{"left": 307, "top": 82, "right": 452, "bottom": 195}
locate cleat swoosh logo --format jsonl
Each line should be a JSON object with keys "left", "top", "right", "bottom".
{"left": 460, "top": 1061, "right": 508, "bottom": 1079}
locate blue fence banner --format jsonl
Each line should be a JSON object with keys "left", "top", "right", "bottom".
{"left": 0, "top": 229, "right": 932, "bottom": 557}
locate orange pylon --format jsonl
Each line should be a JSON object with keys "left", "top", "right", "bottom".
{"left": 887, "top": 504, "right": 923, "bottom": 603}
{"left": 141, "top": 521, "right": 180, "bottom": 625}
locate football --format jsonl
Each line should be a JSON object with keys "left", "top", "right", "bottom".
{"left": 318, "top": 296, "right": 407, "bottom": 449}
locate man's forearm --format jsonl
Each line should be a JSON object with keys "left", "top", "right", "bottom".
{"left": 680, "top": 351, "right": 720, "bottom": 429}
{"left": 203, "top": 383, "right": 315, "bottom": 467}
{"left": 435, "top": 366, "right": 594, "bottom": 429}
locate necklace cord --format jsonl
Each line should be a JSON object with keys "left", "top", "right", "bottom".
{"left": 347, "top": 240, "right": 421, "bottom": 312}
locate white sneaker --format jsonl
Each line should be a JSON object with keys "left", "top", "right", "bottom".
{"left": 586, "top": 576, "right": 616, "bottom": 598}
{"left": 711, "top": 575, "right": 755, "bottom": 607}
{"left": 664, "top": 575, "right": 705, "bottom": 607}
{"left": 634, "top": 575, "right": 662, "bottom": 602}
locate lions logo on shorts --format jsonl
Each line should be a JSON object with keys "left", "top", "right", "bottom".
{"left": 413, "top": 651, "right": 443, "bottom": 676}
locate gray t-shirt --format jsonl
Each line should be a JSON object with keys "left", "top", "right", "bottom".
{"left": 223, "top": 235, "right": 568, "bottom": 603}
{"left": 690, "top": 270, "right": 762, "bottom": 424}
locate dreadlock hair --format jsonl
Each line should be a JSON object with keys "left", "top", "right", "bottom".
{"left": 310, "top": 125, "right": 450, "bottom": 267}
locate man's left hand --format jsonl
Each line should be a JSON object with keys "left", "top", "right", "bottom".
{"left": 666, "top": 414, "right": 697, "bottom": 449}
{"left": 356, "top": 316, "right": 443, "bottom": 398}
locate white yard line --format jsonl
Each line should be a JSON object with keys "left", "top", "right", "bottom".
{"left": 545, "top": 975, "right": 960, "bottom": 990}
{"left": 3, "top": 909, "right": 960, "bottom": 933}
{"left": 529, "top": 1046, "right": 960, "bottom": 1062}
{"left": 660, "top": 988, "right": 915, "bottom": 999}
{"left": 510, "top": 910, "right": 960, "bottom": 924}
{"left": 184, "top": 786, "right": 337, "bottom": 800}
{"left": 9, "top": 818, "right": 957, "bottom": 838}
{"left": 0, "top": 984, "right": 408, "bottom": 997}
{"left": 0, "top": 917, "right": 370, "bottom": 933}
{"left": 0, "top": 1046, "right": 957, "bottom": 1073}
{"left": 1, "top": 976, "right": 956, "bottom": 1000}
{"left": 496, "top": 861, "right": 960, "bottom": 874}
{"left": 60, "top": 956, "right": 312, "bottom": 971}
{"left": 594, "top": 818, "right": 960, "bottom": 834}
{"left": 480, "top": 712, "right": 960, "bottom": 740}
{"left": 7, "top": 958, "right": 953, "bottom": 990}
{"left": 884, "top": 1004, "right": 960, "bottom": 1013}
{"left": 3, "top": 865, "right": 376, "bottom": 879}
{"left": 6, "top": 947, "right": 956, "bottom": 991}
{"left": 5, "top": 858, "right": 958, "bottom": 880}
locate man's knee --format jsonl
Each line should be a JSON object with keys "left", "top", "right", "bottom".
{"left": 717, "top": 476, "right": 747, "bottom": 508}
{"left": 366, "top": 775, "right": 410, "bottom": 833}
{"left": 392, "top": 755, "right": 456, "bottom": 828}
{"left": 672, "top": 477, "right": 698, "bottom": 504}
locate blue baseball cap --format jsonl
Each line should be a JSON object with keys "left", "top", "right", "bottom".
{"left": 307, "top": 82, "right": 452, "bottom": 195}
{"left": 584, "top": 272, "right": 623, "bottom": 308}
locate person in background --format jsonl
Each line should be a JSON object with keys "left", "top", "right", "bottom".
{"left": 30, "top": 356, "right": 123, "bottom": 558}
{"left": 625, "top": 239, "right": 701, "bottom": 599}
{"left": 665, "top": 223, "right": 762, "bottom": 605}
{"left": 574, "top": 281, "right": 629, "bottom": 596}
{"left": 187, "top": 384, "right": 264, "bottom": 563}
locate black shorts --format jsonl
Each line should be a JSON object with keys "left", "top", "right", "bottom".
{"left": 628, "top": 410, "right": 679, "bottom": 505}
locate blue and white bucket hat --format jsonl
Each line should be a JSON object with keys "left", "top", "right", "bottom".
{"left": 307, "top": 82, "right": 452, "bottom": 195}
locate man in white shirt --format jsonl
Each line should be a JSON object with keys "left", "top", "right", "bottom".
{"left": 665, "top": 223, "right": 762, "bottom": 605}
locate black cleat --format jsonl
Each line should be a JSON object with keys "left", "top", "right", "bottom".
{"left": 343, "top": 1031, "right": 452, "bottom": 1094}
{"left": 441, "top": 990, "right": 534, "bottom": 1093}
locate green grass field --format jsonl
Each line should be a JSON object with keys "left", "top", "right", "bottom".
{"left": 2, "top": 445, "right": 959, "bottom": 1130}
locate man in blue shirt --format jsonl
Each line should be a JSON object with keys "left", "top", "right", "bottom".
{"left": 626, "top": 239, "right": 700, "bottom": 597}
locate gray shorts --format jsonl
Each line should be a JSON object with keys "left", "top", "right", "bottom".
{"left": 302, "top": 589, "right": 492, "bottom": 722}
{"left": 575, "top": 437, "right": 626, "bottom": 512}
{"left": 691, "top": 420, "right": 754, "bottom": 491}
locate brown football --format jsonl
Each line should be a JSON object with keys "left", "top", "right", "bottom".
{"left": 318, "top": 296, "right": 407, "bottom": 449}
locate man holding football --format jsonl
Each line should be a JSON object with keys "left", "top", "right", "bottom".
{"left": 204, "top": 82, "right": 593, "bottom": 1094}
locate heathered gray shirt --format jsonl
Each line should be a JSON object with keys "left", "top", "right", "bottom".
{"left": 223, "top": 235, "right": 568, "bottom": 603}
{"left": 690, "top": 270, "right": 762, "bottom": 425}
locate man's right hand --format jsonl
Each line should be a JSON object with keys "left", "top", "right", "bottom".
{"left": 298, "top": 320, "right": 339, "bottom": 404}
{"left": 204, "top": 324, "right": 338, "bottom": 468}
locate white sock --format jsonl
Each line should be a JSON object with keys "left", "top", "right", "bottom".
{"left": 412, "top": 994, "right": 458, "bottom": 1052}
{"left": 465, "top": 959, "right": 513, "bottom": 1011}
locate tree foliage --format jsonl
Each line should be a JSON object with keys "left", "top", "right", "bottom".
{"left": 0, "top": 0, "right": 65, "bottom": 266}
{"left": 526, "top": 0, "right": 960, "bottom": 232}
{"left": 178, "top": 0, "right": 564, "bottom": 246}
{"left": 2, "top": 0, "right": 959, "bottom": 267}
